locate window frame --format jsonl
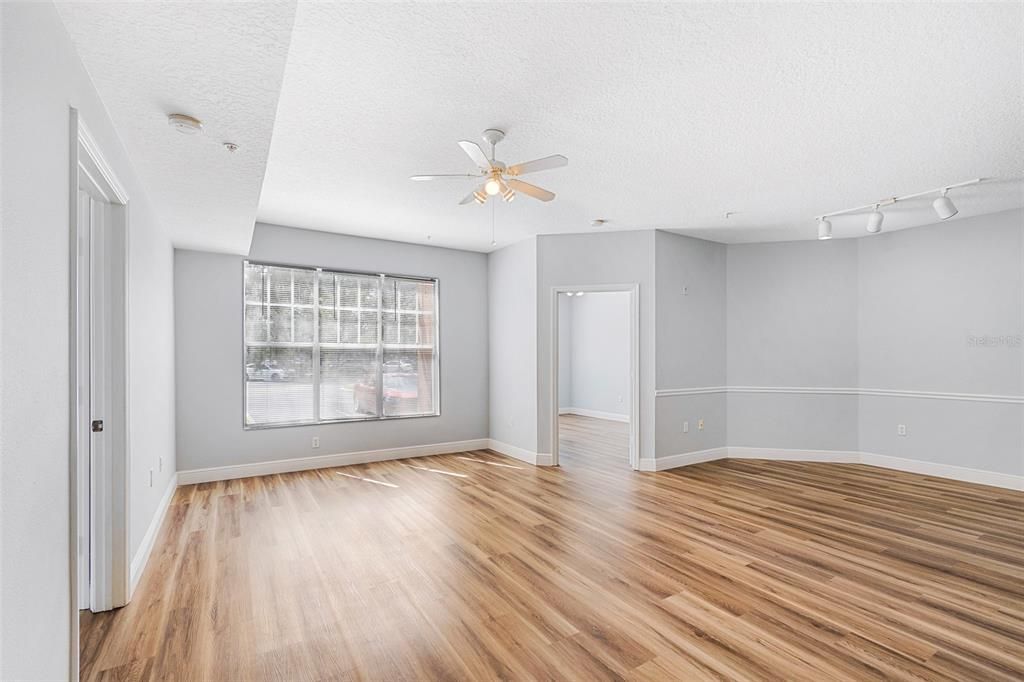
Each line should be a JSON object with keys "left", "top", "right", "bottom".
{"left": 242, "top": 259, "right": 441, "bottom": 430}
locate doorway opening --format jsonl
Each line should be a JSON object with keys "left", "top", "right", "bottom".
{"left": 70, "top": 109, "right": 131, "bottom": 679}
{"left": 551, "top": 284, "right": 639, "bottom": 470}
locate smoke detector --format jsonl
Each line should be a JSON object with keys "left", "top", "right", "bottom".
{"left": 168, "top": 113, "right": 203, "bottom": 135}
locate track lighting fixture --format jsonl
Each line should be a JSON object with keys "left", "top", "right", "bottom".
{"left": 932, "top": 189, "right": 958, "bottom": 220}
{"left": 866, "top": 206, "right": 884, "bottom": 233}
{"left": 817, "top": 218, "right": 833, "bottom": 240}
{"left": 814, "top": 178, "right": 981, "bottom": 239}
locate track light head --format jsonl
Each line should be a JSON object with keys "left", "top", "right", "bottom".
{"left": 866, "top": 207, "right": 884, "bottom": 234}
{"left": 932, "top": 190, "right": 958, "bottom": 220}
{"left": 817, "top": 218, "right": 833, "bottom": 240}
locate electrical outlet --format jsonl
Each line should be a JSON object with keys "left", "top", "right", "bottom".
{"left": 683, "top": 421, "right": 689, "bottom": 433}
{"left": 897, "top": 424, "right": 907, "bottom": 436}
{"left": 148, "top": 469, "right": 153, "bottom": 487}
{"left": 698, "top": 419, "right": 705, "bottom": 431}
{"left": 312, "top": 437, "right": 320, "bottom": 449}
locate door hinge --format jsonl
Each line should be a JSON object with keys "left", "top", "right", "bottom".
{"left": 91, "top": 419, "right": 104, "bottom": 433}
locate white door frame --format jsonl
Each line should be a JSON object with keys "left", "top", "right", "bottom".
{"left": 69, "top": 108, "right": 131, "bottom": 680}
{"left": 549, "top": 283, "right": 640, "bottom": 469}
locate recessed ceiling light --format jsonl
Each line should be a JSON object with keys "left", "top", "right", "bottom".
{"left": 575, "top": 291, "right": 585, "bottom": 296}
{"left": 168, "top": 113, "right": 203, "bottom": 135}
{"left": 223, "top": 142, "right": 239, "bottom": 152}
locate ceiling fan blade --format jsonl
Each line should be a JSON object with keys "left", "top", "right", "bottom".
{"left": 459, "top": 186, "right": 484, "bottom": 205}
{"left": 507, "top": 179, "right": 555, "bottom": 202}
{"left": 458, "top": 140, "right": 492, "bottom": 171}
{"left": 507, "top": 154, "right": 568, "bottom": 176}
{"left": 410, "top": 174, "right": 478, "bottom": 181}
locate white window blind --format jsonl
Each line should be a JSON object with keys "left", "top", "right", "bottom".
{"left": 244, "top": 261, "right": 439, "bottom": 427}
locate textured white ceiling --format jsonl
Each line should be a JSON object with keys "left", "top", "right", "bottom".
{"left": 59, "top": 2, "right": 1022, "bottom": 254}
{"left": 56, "top": 1, "right": 297, "bottom": 254}
{"left": 259, "top": 2, "right": 1023, "bottom": 250}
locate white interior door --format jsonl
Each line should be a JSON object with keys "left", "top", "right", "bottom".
{"left": 72, "top": 111, "right": 133, "bottom": 681}
{"left": 77, "top": 181, "right": 126, "bottom": 612}
{"left": 75, "top": 190, "right": 92, "bottom": 610}
{"left": 89, "top": 195, "right": 115, "bottom": 612}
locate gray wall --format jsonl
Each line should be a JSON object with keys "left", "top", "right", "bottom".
{"left": 536, "top": 231, "right": 656, "bottom": 459}
{"left": 488, "top": 237, "right": 538, "bottom": 452}
{"left": 857, "top": 210, "right": 1023, "bottom": 475}
{"left": 559, "top": 292, "right": 631, "bottom": 417}
{"left": 175, "top": 224, "right": 488, "bottom": 472}
{"left": 723, "top": 210, "right": 1023, "bottom": 475}
{"left": 654, "top": 231, "right": 728, "bottom": 456}
{"left": 1, "top": 4, "right": 177, "bottom": 677}
{"left": 857, "top": 210, "right": 1021, "bottom": 395}
{"left": 726, "top": 238, "right": 860, "bottom": 450}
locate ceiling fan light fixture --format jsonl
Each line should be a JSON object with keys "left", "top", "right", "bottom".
{"left": 417, "top": 131, "right": 567, "bottom": 206}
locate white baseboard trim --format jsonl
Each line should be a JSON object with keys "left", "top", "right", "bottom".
{"left": 639, "top": 447, "right": 728, "bottom": 472}
{"left": 558, "top": 407, "right": 630, "bottom": 423}
{"left": 178, "top": 438, "right": 491, "bottom": 485}
{"left": 487, "top": 439, "right": 554, "bottom": 466}
{"left": 859, "top": 452, "right": 1024, "bottom": 491}
{"left": 130, "top": 473, "right": 177, "bottom": 596}
{"left": 727, "top": 447, "right": 861, "bottom": 463}
{"left": 647, "top": 447, "right": 1023, "bottom": 490}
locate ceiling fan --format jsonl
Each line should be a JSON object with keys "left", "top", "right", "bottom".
{"left": 411, "top": 129, "right": 568, "bottom": 205}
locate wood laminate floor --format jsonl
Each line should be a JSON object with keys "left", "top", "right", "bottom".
{"left": 81, "top": 415, "right": 1024, "bottom": 680}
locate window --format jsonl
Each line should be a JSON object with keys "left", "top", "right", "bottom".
{"left": 244, "top": 261, "right": 438, "bottom": 427}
